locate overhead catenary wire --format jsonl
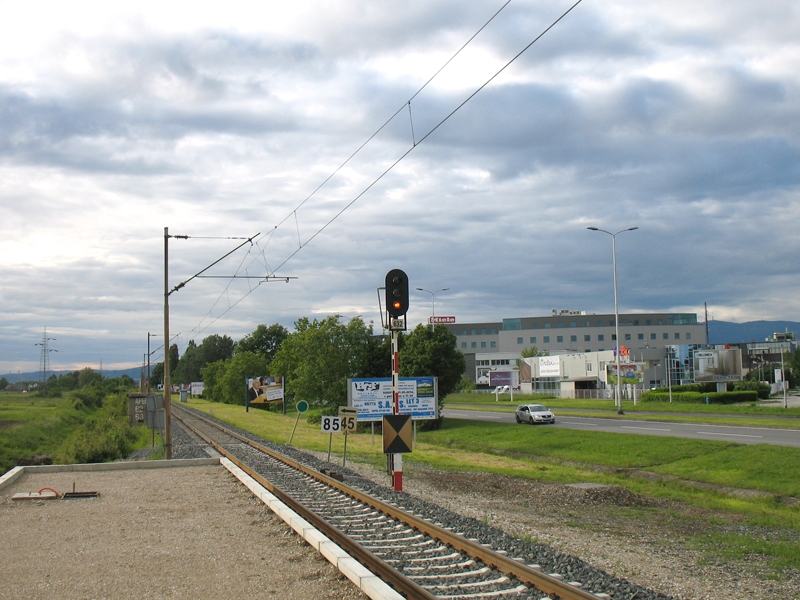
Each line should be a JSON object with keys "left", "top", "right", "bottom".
{"left": 185, "top": 0, "right": 583, "bottom": 338}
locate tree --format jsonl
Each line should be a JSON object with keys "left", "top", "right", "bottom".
{"left": 0, "top": 376, "right": 8, "bottom": 391}
{"left": 270, "top": 315, "right": 373, "bottom": 409}
{"left": 217, "top": 352, "right": 269, "bottom": 405}
{"left": 78, "top": 367, "right": 103, "bottom": 388}
{"left": 399, "top": 324, "right": 465, "bottom": 398}
{"left": 168, "top": 343, "right": 179, "bottom": 375}
{"left": 200, "top": 360, "right": 228, "bottom": 403}
{"left": 235, "top": 323, "right": 289, "bottom": 364}
{"left": 173, "top": 340, "right": 203, "bottom": 384}
{"left": 199, "top": 334, "right": 235, "bottom": 364}
{"left": 521, "top": 346, "right": 548, "bottom": 358}
{"left": 149, "top": 362, "right": 164, "bottom": 389}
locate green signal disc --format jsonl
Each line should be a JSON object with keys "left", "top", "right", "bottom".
{"left": 296, "top": 400, "right": 309, "bottom": 413}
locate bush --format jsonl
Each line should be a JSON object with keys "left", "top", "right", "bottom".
{"left": 733, "top": 379, "right": 771, "bottom": 399}
{"left": 640, "top": 390, "right": 759, "bottom": 404}
{"left": 55, "top": 393, "right": 139, "bottom": 464}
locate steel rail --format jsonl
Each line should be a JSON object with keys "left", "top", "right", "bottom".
{"left": 174, "top": 404, "right": 600, "bottom": 600}
{"left": 173, "top": 406, "right": 436, "bottom": 600}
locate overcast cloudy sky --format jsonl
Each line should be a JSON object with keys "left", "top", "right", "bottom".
{"left": 1, "top": 0, "right": 798, "bottom": 374}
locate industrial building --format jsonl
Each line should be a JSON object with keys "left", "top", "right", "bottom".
{"left": 445, "top": 309, "right": 708, "bottom": 384}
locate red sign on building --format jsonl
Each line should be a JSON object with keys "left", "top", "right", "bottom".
{"left": 429, "top": 316, "right": 456, "bottom": 324}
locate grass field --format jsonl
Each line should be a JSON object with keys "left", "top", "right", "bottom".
{"left": 186, "top": 399, "right": 800, "bottom": 509}
{"left": 0, "top": 392, "right": 84, "bottom": 473}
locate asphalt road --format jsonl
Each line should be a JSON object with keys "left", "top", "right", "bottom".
{"left": 441, "top": 408, "right": 800, "bottom": 447}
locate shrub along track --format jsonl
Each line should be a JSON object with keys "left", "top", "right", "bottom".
{"left": 173, "top": 404, "right": 674, "bottom": 600}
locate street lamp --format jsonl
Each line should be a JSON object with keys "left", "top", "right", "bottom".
{"left": 415, "top": 287, "right": 449, "bottom": 329}
{"left": 587, "top": 226, "right": 638, "bottom": 414}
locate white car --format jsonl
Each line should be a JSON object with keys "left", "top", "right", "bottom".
{"left": 515, "top": 404, "right": 555, "bottom": 425}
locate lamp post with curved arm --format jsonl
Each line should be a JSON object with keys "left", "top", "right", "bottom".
{"left": 587, "top": 226, "right": 638, "bottom": 414}
{"left": 415, "top": 287, "right": 449, "bottom": 329}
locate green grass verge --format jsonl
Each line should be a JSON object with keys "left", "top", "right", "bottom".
{"left": 185, "top": 398, "right": 800, "bottom": 571}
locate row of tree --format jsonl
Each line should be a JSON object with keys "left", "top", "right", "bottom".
{"left": 150, "top": 317, "right": 465, "bottom": 412}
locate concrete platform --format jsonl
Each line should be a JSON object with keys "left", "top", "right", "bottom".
{"left": 0, "top": 458, "right": 401, "bottom": 600}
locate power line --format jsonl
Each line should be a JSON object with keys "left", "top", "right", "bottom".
{"left": 185, "top": 0, "right": 584, "bottom": 337}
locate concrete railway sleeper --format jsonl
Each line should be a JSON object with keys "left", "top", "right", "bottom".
{"left": 172, "top": 404, "right": 674, "bottom": 600}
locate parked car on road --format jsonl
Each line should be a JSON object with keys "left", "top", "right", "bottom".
{"left": 514, "top": 403, "right": 555, "bottom": 424}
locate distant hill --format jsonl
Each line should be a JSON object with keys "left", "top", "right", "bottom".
{"left": 3, "top": 367, "right": 142, "bottom": 384}
{"left": 708, "top": 320, "right": 800, "bottom": 345}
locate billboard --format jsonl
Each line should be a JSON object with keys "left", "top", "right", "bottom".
{"left": 606, "top": 363, "right": 645, "bottom": 385}
{"left": 190, "top": 381, "right": 205, "bottom": 396}
{"left": 539, "top": 356, "right": 561, "bottom": 377}
{"left": 246, "top": 376, "right": 285, "bottom": 405}
{"left": 347, "top": 377, "right": 438, "bottom": 421}
{"left": 489, "top": 370, "right": 519, "bottom": 388}
{"left": 693, "top": 348, "right": 743, "bottom": 382}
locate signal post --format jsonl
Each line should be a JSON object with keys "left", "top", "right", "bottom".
{"left": 385, "top": 269, "right": 409, "bottom": 492}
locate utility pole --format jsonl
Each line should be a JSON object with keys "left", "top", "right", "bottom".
{"left": 164, "top": 227, "right": 172, "bottom": 460}
{"left": 35, "top": 326, "right": 57, "bottom": 387}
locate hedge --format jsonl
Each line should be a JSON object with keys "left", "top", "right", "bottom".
{"left": 640, "top": 390, "right": 759, "bottom": 404}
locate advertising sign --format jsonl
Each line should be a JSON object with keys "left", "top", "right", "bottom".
{"left": 190, "top": 381, "right": 205, "bottom": 396}
{"left": 247, "top": 375, "right": 285, "bottom": 404}
{"left": 347, "top": 377, "right": 438, "bottom": 421}
{"left": 489, "top": 370, "right": 519, "bottom": 388}
{"left": 539, "top": 356, "right": 561, "bottom": 378}
{"left": 693, "top": 348, "right": 743, "bottom": 382}
{"left": 606, "top": 363, "right": 645, "bottom": 385}
{"left": 429, "top": 316, "right": 456, "bottom": 324}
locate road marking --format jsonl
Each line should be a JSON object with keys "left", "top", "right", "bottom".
{"left": 697, "top": 431, "right": 763, "bottom": 439}
{"left": 621, "top": 426, "right": 671, "bottom": 432}
{"left": 558, "top": 420, "right": 598, "bottom": 426}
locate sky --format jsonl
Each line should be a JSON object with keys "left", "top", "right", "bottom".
{"left": 1, "top": 0, "right": 799, "bottom": 374}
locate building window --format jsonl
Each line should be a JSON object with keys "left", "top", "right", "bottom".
{"left": 545, "top": 323, "right": 551, "bottom": 329}
{"left": 471, "top": 329, "right": 476, "bottom": 335}
{"left": 584, "top": 335, "right": 591, "bottom": 342}
{"left": 570, "top": 335, "right": 577, "bottom": 342}
{"left": 625, "top": 333, "right": 632, "bottom": 341}
{"left": 587, "top": 363, "right": 593, "bottom": 372}
{"left": 658, "top": 320, "right": 663, "bottom": 325}
{"left": 557, "top": 336, "right": 564, "bottom": 343}
{"left": 651, "top": 333, "right": 657, "bottom": 340}
{"left": 686, "top": 333, "right": 691, "bottom": 340}
{"left": 471, "top": 342, "right": 477, "bottom": 348}
{"left": 663, "top": 333, "right": 669, "bottom": 339}
{"left": 532, "top": 324, "right": 538, "bottom": 329}
{"left": 634, "top": 320, "right": 640, "bottom": 326}
{"left": 584, "top": 321, "right": 590, "bottom": 327}
{"left": 544, "top": 336, "right": 550, "bottom": 343}
{"left": 461, "top": 342, "right": 467, "bottom": 348}
{"left": 481, "top": 342, "right": 487, "bottom": 348}
{"left": 597, "top": 320, "right": 603, "bottom": 327}
{"left": 612, "top": 334, "right": 617, "bottom": 341}
{"left": 490, "top": 328, "right": 497, "bottom": 334}
{"left": 517, "top": 337, "right": 523, "bottom": 344}
{"left": 646, "top": 319, "right": 652, "bottom": 325}
{"left": 490, "top": 341, "right": 497, "bottom": 348}
{"left": 481, "top": 328, "right": 486, "bottom": 335}
{"left": 570, "top": 322, "right": 577, "bottom": 328}
{"left": 461, "top": 330, "right": 467, "bottom": 335}
{"left": 675, "top": 333, "right": 681, "bottom": 339}
{"left": 557, "top": 322, "right": 564, "bottom": 328}
{"left": 530, "top": 337, "right": 537, "bottom": 344}
{"left": 598, "top": 334, "right": 604, "bottom": 341}
{"left": 609, "top": 320, "right": 615, "bottom": 326}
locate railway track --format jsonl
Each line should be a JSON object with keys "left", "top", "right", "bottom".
{"left": 172, "top": 404, "right": 669, "bottom": 600}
